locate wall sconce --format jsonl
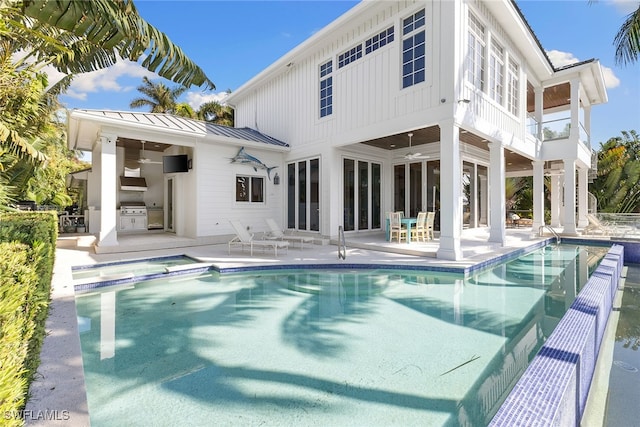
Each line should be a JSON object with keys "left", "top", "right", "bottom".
{"left": 273, "top": 173, "right": 280, "bottom": 185}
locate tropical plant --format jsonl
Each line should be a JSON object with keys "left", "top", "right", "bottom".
{"left": 2, "top": 0, "right": 215, "bottom": 89}
{"left": 590, "top": 130, "right": 640, "bottom": 213}
{"left": 197, "top": 100, "right": 234, "bottom": 126}
{"left": 613, "top": 4, "right": 640, "bottom": 65}
{"left": 129, "top": 76, "right": 187, "bottom": 113}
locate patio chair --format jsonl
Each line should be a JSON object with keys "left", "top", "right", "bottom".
{"left": 584, "top": 214, "right": 614, "bottom": 236}
{"left": 426, "top": 211, "right": 435, "bottom": 241}
{"left": 389, "top": 211, "right": 407, "bottom": 243}
{"left": 228, "top": 220, "right": 289, "bottom": 256}
{"left": 264, "top": 218, "right": 314, "bottom": 249}
{"left": 413, "top": 212, "right": 428, "bottom": 242}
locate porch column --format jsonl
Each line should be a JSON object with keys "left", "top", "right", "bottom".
{"left": 550, "top": 174, "right": 562, "bottom": 228}
{"left": 437, "top": 120, "right": 462, "bottom": 260}
{"left": 535, "top": 87, "right": 544, "bottom": 141}
{"left": 532, "top": 161, "right": 545, "bottom": 231}
{"left": 577, "top": 166, "right": 589, "bottom": 228}
{"left": 569, "top": 78, "right": 581, "bottom": 141}
{"left": 488, "top": 142, "right": 505, "bottom": 244}
{"left": 98, "top": 134, "right": 118, "bottom": 246}
{"left": 563, "top": 159, "right": 577, "bottom": 235}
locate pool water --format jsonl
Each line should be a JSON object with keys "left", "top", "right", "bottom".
{"left": 74, "top": 244, "right": 609, "bottom": 426}
{"left": 72, "top": 255, "right": 200, "bottom": 281}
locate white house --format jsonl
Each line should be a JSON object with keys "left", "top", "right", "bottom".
{"left": 67, "top": 0, "right": 607, "bottom": 260}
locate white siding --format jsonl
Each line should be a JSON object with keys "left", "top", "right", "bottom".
{"left": 194, "top": 141, "right": 284, "bottom": 237}
{"left": 233, "top": 1, "right": 440, "bottom": 146}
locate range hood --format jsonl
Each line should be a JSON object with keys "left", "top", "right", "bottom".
{"left": 120, "top": 176, "right": 147, "bottom": 192}
{"left": 120, "top": 145, "right": 147, "bottom": 191}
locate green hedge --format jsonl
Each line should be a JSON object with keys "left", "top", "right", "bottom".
{"left": 0, "top": 212, "right": 57, "bottom": 425}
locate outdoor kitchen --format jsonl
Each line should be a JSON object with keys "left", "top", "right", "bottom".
{"left": 80, "top": 138, "right": 190, "bottom": 235}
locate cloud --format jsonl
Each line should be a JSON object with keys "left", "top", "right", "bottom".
{"left": 546, "top": 49, "right": 620, "bottom": 89}
{"left": 609, "top": 0, "right": 640, "bottom": 14}
{"left": 184, "top": 91, "right": 230, "bottom": 109}
{"left": 63, "top": 60, "right": 157, "bottom": 100}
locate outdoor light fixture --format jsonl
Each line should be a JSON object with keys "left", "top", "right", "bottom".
{"left": 273, "top": 173, "right": 280, "bottom": 185}
{"left": 457, "top": 99, "right": 471, "bottom": 104}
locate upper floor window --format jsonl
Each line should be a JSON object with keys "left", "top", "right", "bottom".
{"left": 319, "top": 60, "right": 333, "bottom": 118}
{"left": 401, "top": 9, "right": 426, "bottom": 88}
{"left": 488, "top": 38, "right": 504, "bottom": 104}
{"left": 506, "top": 57, "right": 519, "bottom": 116}
{"left": 466, "top": 12, "right": 485, "bottom": 90}
{"left": 365, "top": 26, "right": 394, "bottom": 54}
{"left": 338, "top": 45, "right": 363, "bottom": 68}
{"left": 236, "top": 176, "right": 264, "bottom": 203}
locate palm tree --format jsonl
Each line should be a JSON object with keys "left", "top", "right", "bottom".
{"left": 129, "top": 76, "right": 187, "bottom": 113}
{"left": 613, "top": 4, "right": 640, "bottom": 66}
{"left": 196, "top": 101, "right": 234, "bottom": 126}
{"left": 591, "top": 130, "right": 640, "bottom": 213}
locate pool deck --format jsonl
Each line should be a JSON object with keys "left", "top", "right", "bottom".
{"left": 23, "top": 227, "right": 621, "bottom": 426}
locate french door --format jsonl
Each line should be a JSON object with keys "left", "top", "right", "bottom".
{"left": 287, "top": 158, "right": 320, "bottom": 231}
{"left": 343, "top": 159, "right": 381, "bottom": 231}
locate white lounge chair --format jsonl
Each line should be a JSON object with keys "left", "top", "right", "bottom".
{"left": 228, "top": 220, "right": 289, "bottom": 256}
{"left": 264, "top": 218, "right": 314, "bottom": 249}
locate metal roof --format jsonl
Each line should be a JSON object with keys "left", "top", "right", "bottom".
{"left": 70, "top": 109, "right": 289, "bottom": 148}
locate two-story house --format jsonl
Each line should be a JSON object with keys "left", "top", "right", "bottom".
{"left": 68, "top": 0, "right": 607, "bottom": 259}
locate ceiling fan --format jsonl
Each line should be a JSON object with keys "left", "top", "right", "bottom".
{"left": 138, "top": 141, "right": 162, "bottom": 165}
{"left": 396, "top": 132, "right": 429, "bottom": 160}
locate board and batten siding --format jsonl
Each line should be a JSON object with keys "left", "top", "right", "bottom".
{"left": 232, "top": 0, "right": 438, "bottom": 146}
{"left": 194, "top": 141, "right": 284, "bottom": 238}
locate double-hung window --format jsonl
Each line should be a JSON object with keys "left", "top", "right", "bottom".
{"left": 236, "top": 176, "right": 264, "bottom": 203}
{"left": 319, "top": 60, "right": 333, "bottom": 118}
{"left": 466, "top": 12, "right": 485, "bottom": 90}
{"left": 488, "top": 38, "right": 504, "bottom": 105}
{"left": 401, "top": 9, "right": 426, "bottom": 88}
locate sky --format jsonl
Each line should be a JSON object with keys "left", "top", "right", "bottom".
{"left": 57, "top": 0, "right": 640, "bottom": 148}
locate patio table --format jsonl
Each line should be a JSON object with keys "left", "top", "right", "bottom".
{"left": 386, "top": 217, "right": 418, "bottom": 243}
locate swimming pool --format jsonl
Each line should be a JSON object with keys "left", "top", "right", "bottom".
{"left": 74, "top": 243, "right": 609, "bottom": 426}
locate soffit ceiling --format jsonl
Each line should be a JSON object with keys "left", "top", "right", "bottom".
{"left": 359, "top": 125, "right": 533, "bottom": 173}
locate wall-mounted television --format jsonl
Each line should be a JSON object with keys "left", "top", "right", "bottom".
{"left": 163, "top": 154, "right": 189, "bottom": 173}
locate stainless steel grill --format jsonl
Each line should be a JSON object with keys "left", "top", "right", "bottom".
{"left": 120, "top": 202, "right": 147, "bottom": 216}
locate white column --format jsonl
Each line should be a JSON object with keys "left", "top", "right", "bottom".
{"left": 437, "top": 120, "right": 462, "bottom": 260}
{"left": 577, "top": 166, "right": 589, "bottom": 228}
{"left": 532, "top": 161, "right": 545, "bottom": 231}
{"left": 535, "top": 87, "right": 544, "bottom": 141}
{"left": 98, "top": 134, "right": 118, "bottom": 246}
{"left": 570, "top": 78, "right": 581, "bottom": 141}
{"left": 550, "top": 175, "right": 562, "bottom": 228}
{"left": 488, "top": 142, "right": 505, "bottom": 244}
{"left": 563, "top": 159, "right": 577, "bottom": 235}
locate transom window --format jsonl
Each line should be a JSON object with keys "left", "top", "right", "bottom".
{"left": 319, "top": 60, "right": 333, "bottom": 118}
{"left": 338, "top": 45, "right": 363, "bottom": 68}
{"left": 402, "top": 9, "right": 426, "bottom": 88}
{"left": 365, "top": 26, "right": 394, "bottom": 54}
{"left": 466, "top": 12, "right": 485, "bottom": 90}
{"left": 235, "top": 176, "right": 264, "bottom": 203}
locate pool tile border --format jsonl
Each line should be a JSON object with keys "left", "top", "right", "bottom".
{"left": 489, "top": 244, "right": 624, "bottom": 426}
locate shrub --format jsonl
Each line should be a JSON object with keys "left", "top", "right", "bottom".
{"left": 0, "top": 211, "right": 57, "bottom": 423}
